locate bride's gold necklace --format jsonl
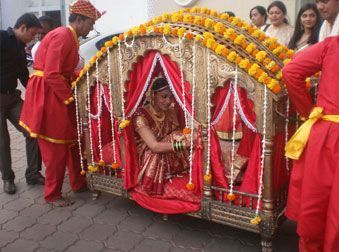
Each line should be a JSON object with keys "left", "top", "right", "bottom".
{"left": 149, "top": 104, "right": 165, "bottom": 123}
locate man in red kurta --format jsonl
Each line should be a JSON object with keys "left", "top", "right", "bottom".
{"left": 282, "top": 36, "right": 339, "bottom": 252}
{"left": 20, "top": 0, "right": 103, "bottom": 206}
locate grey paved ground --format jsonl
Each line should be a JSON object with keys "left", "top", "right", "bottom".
{"left": 0, "top": 120, "right": 299, "bottom": 252}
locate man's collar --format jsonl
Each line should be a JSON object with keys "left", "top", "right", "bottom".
{"left": 6, "top": 27, "right": 15, "bottom": 37}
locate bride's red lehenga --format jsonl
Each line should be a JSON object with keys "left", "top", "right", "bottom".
{"left": 133, "top": 104, "right": 189, "bottom": 195}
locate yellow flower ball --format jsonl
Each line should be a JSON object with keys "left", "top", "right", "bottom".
{"left": 161, "top": 13, "right": 170, "bottom": 22}
{"left": 146, "top": 26, "right": 154, "bottom": 33}
{"left": 163, "top": 24, "right": 171, "bottom": 35}
{"left": 239, "top": 58, "right": 250, "bottom": 69}
{"left": 89, "top": 56, "right": 97, "bottom": 65}
{"left": 195, "top": 35, "right": 203, "bottom": 42}
{"left": 96, "top": 51, "right": 103, "bottom": 58}
{"left": 203, "top": 32, "right": 214, "bottom": 40}
{"left": 71, "top": 81, "right": 77, "bottom": 90}
{"left": 275, "top": 71, "right": 282, "bottom": 80}
{"left": 267, "top": 79, "right": 279, "bottom": 89}
{"left": 255, "top": 51, "right": 267, "bottom": 62}
{"left": 177, "top": 27, "right": 186, "bottom": 38}
{"left": 206, "top": 38, "right": 216, "bottom": 49}
{"left": 171, "top": 13, "right": 182, "bottom": 22}
{"left": 105, "top": 40, "right": 113, "bottom": 48}
{"left": 265, "top": 61, "right": 276, "bottom": 71}
{"left": 215, "top": 44, "right": 225, "bottom": 55}
{"left": 119, "top": 119, "right": 131, "bottom": 129}
{"left": 250, "top": 216, "right": 262, "bottom": 225}
{"left": 272, "top": 46, "right": 283, "bottom": 55}
{"left": 227, "top": 51, "right": 237, "bottom": 62}
{"left": 258, "top": 72, "right": 268, "bottom": 83}
{"left": 283, "top": 59, "right": 292, "bottom": 66}
{"left": 112, "top": 36, "right": 119, "bottom": 45}
{"left": 248, "top": 63, "right": 260, "bottom": 76}
{"left": 193, "top": 16, "right": 202, "bottom": 25}
{"left": 152, "top": 16, "right": 161, "bottom": 24}
{"left": 231, "top": 17, "right": 240, "bottom": 26}
{"left": 286, "top": 49, "right": 294, "bottom": 57}
{"left": 183, "top": 14, "right": 191, "bottom": 22}
{"left": 214, "top": 22, "right": 225, "bottom": 33}
{"left": 234, "top": 34, "right": 246, "bottom": 45}
{"left": 204, "top": 18, "right": 214, "bottom": 29}
{"left": 245, "top": 43, "right": 256, "bottom": 54}
{"left": 132, "top": 27, "right": 140, "bottom": 36}
{"left": 220, "top": 13, "right": 229, "bottom": 20}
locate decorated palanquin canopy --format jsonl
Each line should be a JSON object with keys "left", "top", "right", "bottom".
{"left": 72, "top": 7, "right": 296, "bottom": 224}
{"left": 72, "top": 7, "right": 296, "bottom": 94}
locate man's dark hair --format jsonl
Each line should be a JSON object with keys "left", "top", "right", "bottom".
{"left": 14, "top": 13, "right": 42, "bottom": 29}
{"left": 225, "top": 11, "right": 236, "bottom": 17}
{"left": 68, "top": 13, "right": 89, "bottom": 23}
{"left": 39, "top": 15, "right": 56, "bottom": 29}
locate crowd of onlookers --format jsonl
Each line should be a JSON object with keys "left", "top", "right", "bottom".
{"left": 248, "top": 0, "right": 338, "bottom": 50}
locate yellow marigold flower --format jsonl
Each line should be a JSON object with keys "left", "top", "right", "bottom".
{"left": 193, "top": 16, "right": 202, "bottom": 25}
{"left": 171, "top": 13, "right": 182, "bottom": 22}
{"left": 258, "top": 72, "right": 268, "bottom": 83}
{"left": 241, "top": 23, "right": 250, "bottom": 31}
{"left": 215, "top": 44, "right": 225, "bottom": 55}
{"left": 214, "top": 22, "right": 225, "bottom": 33}
{"left": 231, "top": 17, "right": 240, "bottom": 26}
{"left": 234, "top": 34, "right": 246, "bottom": 45}
{"left": 132, "top": 27, "right": 140, "bottom": 36}
{"left": 195, "top": 35, "right": 203, "bottom": 42}
{"left": 146, "top": 25, "right": 154, "bottom": 33}
{"left": 210, "top": 10, "right": 218, "bottom": 16}
{"left": 163, "top": 24, "right": 171, "bottom": 35}
{"left": 245, "top": 43, "right": 256, "bottom": 54}
{"left": 200, "top": 7, "right": 208, "bottom": 14}
{"left": 119, "top": 119, "right": 130, "bottom": 129}
{"left": 287, "top": 49, "right": 294, "bottom": 57}
{"left": 191, "top": 7, "right": 199, "bottom": 13}
{"left": 71, "top": 81, "right": 77, "bottom": 90}
{"left": 152, "top": 16, "right": 161, "bottom": 24}
{"left": 105, "top": 40, "right": 113, "bottom": 48}
{"left": 96, "top": 51, "right": 103, "bottom": 58}
{"left": 227, "top": 51, "right": 237, "bottom": 62}
{"left": 265, "top": 61, "right": 276, "bottom": 70}
{"left": 283, "top": 58, "right": 291, "bottom": 66}
{"left": 112, "top": 36, "right": 119, "bottom": 45}
{"left": 267, "top": 78, "right": 279, "bottom": 89}
{"left": 250, "top": 216, "right": 261, "bottom": 225}
{"left": 204, "top": 18, "right": 214, "bottom": 29}
{"left": 255, "top": 51, "right": 267, "bottom": 62}
{"left": 239, "top": 58, "right": 250, "bottom": 69}
{"left": 206, "top": 38, "right": 216, "bottom": 49}
{"left": 272, "top": 46, "right": 283, "bottom": 55}
{"left": 89, "top": 56, "right": 97, "bottom": 65}
{"left": 177, "top": 27, "right": 186, "bottom": 38}
{"left": 203, "top": 32, "right": 214, "bottom": 40}
{"left": 183, "top": 14, "right": 191, "bottom": 22}
{"left": 220, "top": 13, "right": 229, "bottom": 20}
{"left": 161, "top": 13, "right": 170, "bottom": 22}
{"left": 276, "top": 71, "right": 282, "bottom": 80}
{"left": 248, "top": 63, "right": 260, "bottom": 76}
{"left": 251, "top": 29, "right": 261, "bottom": 38}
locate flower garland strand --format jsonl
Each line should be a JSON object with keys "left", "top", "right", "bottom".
{"left": 74, "top": 85, "right": 85, "bottom": 175}
{"left": 179, "top": 38, "right": 189, "bottom": 128}
{"left": 86, "top": 71, "right": 97, "bottom": 172}
{"left": 206, "top": 50, "right": 212, "bottom": 177}
{"left": 118, "top": 42, "right": 130, "bottom": 129}
{"left": 107, "top": 48, "right": 119, "bottom": 172}
{"left": 285, "top": 97, "right": 290, "bottom": 174}
{"left": 227, "top": 67, "right": 238, "bottom": 202}
{"left": 186, "top": 42, "right": 196, "bottom": 190}
{"left": 95, "top": 60, "right": 104, "bottom": 167}
{"left": 251, "top": 85, "right": 268, "bottom": 225}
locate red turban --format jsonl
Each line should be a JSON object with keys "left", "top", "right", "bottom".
{"left": 69, "top": 0, "right": 104, "bottom": 21}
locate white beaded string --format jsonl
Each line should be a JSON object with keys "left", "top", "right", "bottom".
{"left": 188, "top": 42, "right": 196, "bottom": 184}
{"left": 86, "top": 71, "right": 95, "bottom": 165}
{"left": 124, "top": 35, "right": 135, "bottom": 48}
{"left": 95, "top": 60, "right": 103, "bottom": 162}
{"left": 285, "top": 98, "right": 290, "bottom": 174}
{"left": 179, "top": 38, "right": 188, "bottom": 128}
{"left": 229, "top": 67, "right": 238, "bottom": 195}
{"left": 107, "top": 48, "right": 118, "bottom": 167}
{"left": 255, "top": 85, "right": 268, "bottom": 217}
{"left": 162, "top": 34, "right": 180, "bottom": 47}
{"left": 206, "top": 50, "right": 211, "bottom": 176}
{"left": 118, "top": 42, "right": 126, "bottom": 121}
{"left": 74, "top": 85, "right": 84, "bottom": 172}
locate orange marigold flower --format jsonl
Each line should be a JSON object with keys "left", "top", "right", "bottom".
{"left": 186, "top": 182, "right": 195, "bottom": 191}
{"left": 80, "top": 170, "right": 86, "bottom": 175}
{"left": 118, "top": 33, "right": 124, "bottom": 42}
{"left": 185, "top": 32, "right": 194, "bottom": 40}
{"left": 111, "top": 163, "right": 120, "bottom": 169}
{"left": 272, "top": 84, "right": 282, "bottom": 94}
{"left": 226, "top": 193, "right": 236, "bottom": 201}
{"left": 203, "top": 173, "right": 212, "bottom": 184}
{"left": 105, "top": 40, "right": 113, "bottom": 48}
{"left": 271, "top": 65, "right": 280, "bottom": 73}
{"left": 221, "top": 48, "right": 229, "bottom": 57}
{"left": 98, "top": 160, "right": 105, "bottom": 166}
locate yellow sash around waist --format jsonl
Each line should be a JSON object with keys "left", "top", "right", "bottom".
{"left": 285, "top": 107, "right": 339, "bottom": 160}
{"left": 31, "top": 70, "right": 44, "bottom": 77}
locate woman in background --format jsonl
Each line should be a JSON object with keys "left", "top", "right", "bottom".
{"left": 264, "top": 1, "right": 294, "bottom": 46}
{"left": 288, "top": 3, "right": 321, "bottom": 51}
{"left": 249, "top": 6, "right": 268, "bottom": 29}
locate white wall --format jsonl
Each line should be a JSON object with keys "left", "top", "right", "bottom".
{"left": 1, "top": 0, "right": 28, "bottom": 29}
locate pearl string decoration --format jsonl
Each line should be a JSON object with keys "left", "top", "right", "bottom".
{"left": 74, "top": 85, "right": 85, "bottom": 175}
{"left": 251, "top": 85, "right": 268, "bottom": 225}
{"left": 179, "top": 38, "right": 188, "bottom": 128}
{"left": 206, "top": 50, "right": 212, "bottom": 177}
{"left": 285, "top": 98, "right": 290, "bottom": 174}
{"left": 118, "top": 42, "right": 127, "bottom": 122}
{"left": 95, "top": 60, "right": 104, "bottom": 167}
{"left": 86, "top": 71, "right": 96, "bottom": 172}
{"left": 107, "top": 48, "right": 119, "bottom": 173}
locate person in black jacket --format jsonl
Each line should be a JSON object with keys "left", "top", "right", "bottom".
{"left": 0, "top": 13, "right": 44, "bottom": 194}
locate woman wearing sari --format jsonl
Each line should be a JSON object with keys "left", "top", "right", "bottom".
{"left": 133, "top": 77, "right": 190, "bottom": 195}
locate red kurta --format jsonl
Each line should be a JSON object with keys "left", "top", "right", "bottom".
{"left": 20, "top": 26, "right": 79, "bottom": 143}
{"left": 282, "top": 36, "right": 339, "bottom": 252}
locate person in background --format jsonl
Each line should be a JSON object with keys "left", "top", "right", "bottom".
{"left": 225, "top": 11, "right": 235, "bottom": 17}
{"left": 31, "top": 15, "right": 56, "bottom": 61}
{"left": 317, "top": 0, "right": 339, "bottom": 41}
{"left": 264, "top": 1, "right": 294, "bottom": 46}
{"left": 288, "top": 3, "right": 321, "bottom": 51}
{"left": 283, "top": 36, "right": 339, "bottom": 252}
{"left": 0, "top": 13, "right": 44, "bottom": 194}
{"left": 19, "top": 0, "right": 103, "bottom": 207}
{"left": 249, "top": 6, "right": 268, "bottom": 29}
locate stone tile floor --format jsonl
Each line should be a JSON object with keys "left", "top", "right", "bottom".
{"left": 0, "top": 122, "right": 299, "bottom": 252}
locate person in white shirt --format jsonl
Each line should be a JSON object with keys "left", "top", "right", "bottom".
{"left": 317, "top": 0, "right": 339, "bottom": 41}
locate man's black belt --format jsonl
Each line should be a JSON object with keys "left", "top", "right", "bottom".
{"left": 0, "top": 89, "right": 16, "bottom": 94}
